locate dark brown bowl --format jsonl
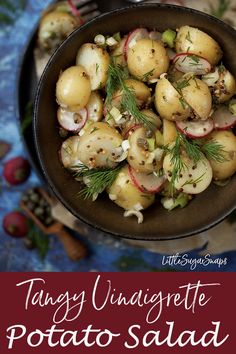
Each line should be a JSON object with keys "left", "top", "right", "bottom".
{"left": 34, "top": 3, "right": 236, "bottom": 241}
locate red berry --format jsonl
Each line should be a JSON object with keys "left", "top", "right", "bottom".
{"left": 3, "top": 156, "right": 31, "bottom": 185}
{"left": 3, "top": 211, "right": 29, "bottom": 238}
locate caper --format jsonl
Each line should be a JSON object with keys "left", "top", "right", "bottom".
{"left": 26, "top": 201, "right": 35, "bottom": 211}
{"left": 34, "top": 207, "right": 44, "bottom": 217}
{"left": 30, "top": 193, "right": 40, "bottom": 203}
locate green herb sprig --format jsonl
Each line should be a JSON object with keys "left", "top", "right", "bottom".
{"left": 106, "top": 61, "right": 155, "bottom": 130}
{"left": 72, "top": 163, "right": 124, "bottom": 199}
{"left": 165, "top": 132, "right": 227, "bottom": 188}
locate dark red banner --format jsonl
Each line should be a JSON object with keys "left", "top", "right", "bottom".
{"left": 0, "top": 273, "right": 234, "bottom": 353}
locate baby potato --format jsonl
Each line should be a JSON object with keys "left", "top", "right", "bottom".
{"left": 155, "top": 77, "right": 191, "bottom": 121}
{"left": 56, "top": 66, "right": 91, "bottom": 112}
{"left": 38, "top": 11, "right": 78, "bottom": 50}
{"left": 177, "top": 75, "right": 212, "bottom": 120}
{"left": 108, "top": 165, "right": 155, "bottom": 210}
{"left": 175, "top": 26, "right": 222, "bottom": 66}
{"left": 215, "top": 69, "right": 236, "bottom": 103}
{"left": 127, "top": 127, "right": 162, "bottom": 173}
{"left": 162, "top": 119, "right": 177, "bottom": 145}
{"left": 86, "top": 91, "right": 103, "bottom": 122}
{"left": 110, "top": 79, "right": 151, "bottom": 109}
{"left": 76, "top": 43, "right": 110, "bottom": 90}
{"left": 127, "top": 38, "right": 169, "bottom": 82}
{"left": 163, "top": 151, "right": 213, "bottom": 194}
{"left": 77, "top": 122, "right": 123, "bottom": 168}
{"left": 111, "top": 38, "right": 127, "bottom": 66}
{"left": 140, "top": 109, "right": 162, "bottom": 129}
{"left": 207, "top": 130, "right": 236, "bottom": 180}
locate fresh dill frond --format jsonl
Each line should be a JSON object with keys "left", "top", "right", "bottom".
{"left": 201, "top": 140, "right": 227, "bottom": 162}
{"left": 181, "top": 136, "right": 203, "bottom": 163}
{"left": 166, "top": 132, "right": 227, "bottom": 189}
{"left": 142, "top": 68, "right": 155, "bottom": 81}
{"left": 185, "top": 31, "right": 193, "bottom": 43}
{"left": 120, "top": 85, "right": 155, "bottom": 130}
{"left": 168, "top": 133, "right": 187, "bottom": 188}
{"left": 72, "top": 163, "right": 123, "bottom": 199}
{"left": 106, "top": 60, "right": 155, "bottom": 130}
{"left": 181, "top": 173, "right": 205, "bottom": 188}
{"left": 106, "top": 62, "right": 124, "bottom": 105}
{"left": 175, "top": 75, "right": 193, "bottom": 92}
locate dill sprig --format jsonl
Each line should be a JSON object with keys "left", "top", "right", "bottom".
{"left": 72, "top": 163, "right": 123, "bottom": 199}
{"left": 169, "top": 134, "right": 187, "bottom": 187}
{"left": 201, "top": 140, "right": 227, "bottom": 162}
{"left": 166, "top": 132, "right": 227, "bottom": 188}
{"left": 106, "top": 61, "right": 155, "bottom": 130}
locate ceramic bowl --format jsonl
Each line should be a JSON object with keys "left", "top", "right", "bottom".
{"left": 34, "top": 4, "right": 236, "bottom": 240}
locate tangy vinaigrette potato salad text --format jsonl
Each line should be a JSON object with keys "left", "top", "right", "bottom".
{"left": 55, "top": 25, "right": 236, "bottom": 223}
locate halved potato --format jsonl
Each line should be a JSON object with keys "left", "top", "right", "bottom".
{"left": 108, "top": 165, "right": 155, "bottom": 210}
{"left": 127, "top": 127, "right": 162, "bottom": 173}
{"left": 56, "top": 65, "right": 91, "bottom": 112}
{"left": 111, "top": 37, "right": 127, "bottom": 66}
{"left": 127, "top": 38, "right": 169, "bottom": 82}
{"left": 162, "top": 119, "right": 177, "bottom": 145}
{"left": 155, "top": 77, "right": 191, "bottom": 121}
{"left": 207, "top": 130, "right": 236, "bottom": 180}
{"left": 176, "top": 75, "right": 212, "bottom": 120}
{"left": 109, "top": 79, "right": 151, "bottom": 110}
{"left": 163, "top": 151, "right": 213, "bottom": 194}
{"left": 76, "top": 43, "right": 110, "bottom": 90}
{"left": 140, "top": 109, "right": 162, "bottom": 129}
{"left": 215, "top": 69, "right": 236, "bottom": 103}
{"left": 86, "top": 91, "right": 103, "bottom": 122}
{"left": 38, "top": 11, "right": 78, "bottom": 50}
{"left": 175, "top": 25, "right": 222, "bottom": 65}
{"left": 77, "top": 122, "right": 123, "bottom": 168}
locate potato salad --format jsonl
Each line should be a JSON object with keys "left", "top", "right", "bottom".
{"left": 55, "top": 25, "right": 236, "bottom": 223}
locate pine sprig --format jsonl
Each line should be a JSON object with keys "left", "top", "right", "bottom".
{"left": 72, "top": 163, "right": 123, "bottom": 199}
{"left": 106, "top": 61, "right": 155, "bottom": 130}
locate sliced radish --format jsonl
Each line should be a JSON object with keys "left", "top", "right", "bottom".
{"left": 166, "top": 48, "right": 176, "bottom": 61}
{"left": 149, "top": 30, "right": 162, "bottom": 41}
{"left": 57, "top": 107, "right": 87, "bottom": 132}
{"left": 60, "top": 136, "right": 81, "bottom": 169}
{"left": 128, "top": 165, "right": 166, "bottom": 194}
{"left": 202, "top": 68, "right": 220, "bottom": 86}
{"left": 124, "top": 28, "right": 149, "bottom": 60}
{"left": 176, "top": 118, "right": 214, "bottom": 138}
{"left": 212, "top": 106, "right": 236, "bottom": 130}
{"left": 123, "top": 124, "right": 142, "bottom": 139}
{"left": 173, "top": 53, "right": 211, "bottom": 75}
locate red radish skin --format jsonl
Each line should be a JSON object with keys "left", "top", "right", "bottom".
{"left": 173, "top": 53, "right": 211, "bottom": 75}
{"left": 176, "top": 118, "right": 214, "bottom": 138}
{"left": 212, "top": 106, "right": 236, "bottom": 130}
{"left": 3, "top": 211, "right": 28, "bottom": 238}
{"left": 57, "top": 108, "right": 88, "bottom": 132}
{"left": 123, "top": 124, "right": 142, "bottom": 139}
{"left": 124, "top": 28, "right": 149, "bottom": 60}
{"left": 3, "top": 157, "right": 31, "bottom": 185}
{"left": 128, "top": 165, "right": 166, "bottom": 193}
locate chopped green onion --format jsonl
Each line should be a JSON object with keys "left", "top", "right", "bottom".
{"left": 162, "top": 29, "right": 176, "bottom": 48}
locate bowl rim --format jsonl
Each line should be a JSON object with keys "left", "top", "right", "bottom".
{"left": 34, "top": 3, "right": 236, "bottom": 241}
